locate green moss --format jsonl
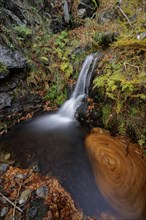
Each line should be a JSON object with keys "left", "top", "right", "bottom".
{"left": 93, "top": 44, "right": 146, "bottom": 147}
{"left": 0, "top": 62, "right": 9, "bottom": 77}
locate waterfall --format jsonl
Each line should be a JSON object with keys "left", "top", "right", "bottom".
{"left": 58, "top": 53, "right": 97, "bottom": 119}
{"left": 34, "top": 52, "right": 101, "bottom": 129}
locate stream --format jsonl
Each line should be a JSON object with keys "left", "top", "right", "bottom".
{"left": 0, "top": 53, "right": 145, "bottom": 219}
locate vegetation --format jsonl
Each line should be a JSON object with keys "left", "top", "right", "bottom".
{"left": 85, "top": 0, "right": 146, "bottom": 149}
{"left": 0, "top": 62, "right": 9, "bottom": 75}
{"left": 0, "top": 0, "right": 145, "bottom": 149}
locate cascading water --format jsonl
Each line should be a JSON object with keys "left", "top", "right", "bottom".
{"left": 58, "top": 53, "right": 98, "bottom": 119}
{"left": 34, "top": 53, "right": 100, "bottom": 129}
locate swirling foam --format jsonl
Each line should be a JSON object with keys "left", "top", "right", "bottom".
{"left": 85, "top": 128, "right": 146, "bottom": 220}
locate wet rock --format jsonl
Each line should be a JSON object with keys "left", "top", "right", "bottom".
{"left": 0, "top": 207, "right": 9, "bottom": 217}
{"left": 0, "top": 163, "right": 9, "bottom": 174}
{"left": 0, "top": 45, "right": 26, "bottom": 70}
{"left": 19, "top": 189, "right": 31, "bottom": 205}
{"left": 98, "top": 8, "right": 117, "bottom": 24}
{"left": 36, "top": 186, "right": 48, "bottom": 199}
{"left": 0, "top": 93, "right": 13, "bottom": 109}
{"left": 78, "top": 0, "right": 99, "bottom": 18}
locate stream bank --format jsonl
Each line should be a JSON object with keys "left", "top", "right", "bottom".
{"left": 0, "top": 1, "right": 146, "bottom": 219}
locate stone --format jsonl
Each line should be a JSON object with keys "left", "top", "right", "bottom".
{"left": 77, "top": 8, "right": 86, "bottom": 18}
{"left": 0, "top": 163, "right": 9, "bottom": 175}
{"left": 63, "top": 0, "right": 70, "bottom": 24}
{"left": 15, "top": 173, "right": 26, "bottom": 179}
{"left": 0, "top": 45, "right": 26, "bottom": 70}
{"left": 26, "top": 199, "right": 47, "bottom": 220}
{"left": 0, "top": 93, "right": 13, "bottom": 109}
{"left": 36, "top": 186, "right": 48, "bottom": 199}
{"left": 137, "top": 32, "right": 146, "bottom": 40}
{"left": 78, "top": 0, "right": 99, "bottom": 18}
{"left": 19, "top": 189, "right": 31, "bottom": 205}
{"left": 0, "top": 207, "right": 9, "bottom": 217}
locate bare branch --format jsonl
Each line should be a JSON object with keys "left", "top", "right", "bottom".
{"left": 117, "top": 5, "right": 132, "bottom": 26}
{"left": 123, "top": 62, "right": 140, "bottom": 73}
{"left": 0, "top": 192, "right": 23, "bottom": 213}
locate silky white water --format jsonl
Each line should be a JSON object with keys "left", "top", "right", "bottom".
{"left": 34, "top": 53, "right": 98, "bottom": 129}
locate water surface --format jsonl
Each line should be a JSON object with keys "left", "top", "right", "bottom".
{"left": 0, "top": 113, "right": 114, "bottom": 217}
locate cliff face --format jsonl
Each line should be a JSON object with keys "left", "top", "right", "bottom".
{"left": 0, "top": 0, "right": 146, "bottom": 149}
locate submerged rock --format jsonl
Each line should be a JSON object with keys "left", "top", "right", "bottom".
{"left": 26, "top": 198, "right": 47, "bottom": 220}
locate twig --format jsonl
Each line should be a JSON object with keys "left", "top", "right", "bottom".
{"left": 80, "top": 2, "right": 94, "bottom": 10}
{"left": 12, "top": 182, "right": 23, "bottom": 220}
{"left": 123, "top": 62, "right": 140, "bottom": 73}
{"left": 117, "top": 5, "right": 132, "bottom": 26}
{"left": 0, "top": 192, "right": 23, "bottom": 213}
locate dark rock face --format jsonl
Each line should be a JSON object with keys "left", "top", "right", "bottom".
{"left": 0, "top": 68, "right": 42, "bottom": 131}
{"left": 0, "top": 45, "right": 26, "bottom": 70}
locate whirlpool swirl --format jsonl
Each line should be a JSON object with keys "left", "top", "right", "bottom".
{"left": 85, "top": 128, "right": 146, "bottom": 220}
